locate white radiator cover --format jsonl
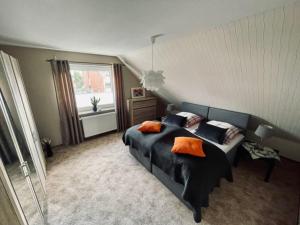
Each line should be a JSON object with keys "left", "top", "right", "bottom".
{"left": 81, "top": 112, "right": 117, "bottom": 138}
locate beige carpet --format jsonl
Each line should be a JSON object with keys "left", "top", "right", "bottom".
{"left": 46, "top": 132, "right": 300, "bottom": 225}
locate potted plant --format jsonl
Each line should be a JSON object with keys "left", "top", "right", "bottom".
{"left": 90, "top": 96, "right": 100, "bottom": 112}
{"left": 41, "top": 138, "right": 53, "bottom": 157}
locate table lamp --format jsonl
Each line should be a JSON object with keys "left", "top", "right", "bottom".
{"left": 166, "top": 103, "right": 175, "bottom": 115}
{"left": 254, "top": 124, "right": 273, "bottom": 148}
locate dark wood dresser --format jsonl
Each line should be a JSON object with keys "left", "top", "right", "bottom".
{"left": 127, "top": 97, "right": 157, "bottom": 126}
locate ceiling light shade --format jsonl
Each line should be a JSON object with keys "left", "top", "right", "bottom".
{"left": 142, "top": 34, "right": 165, "bottom": 91}
{"left": 141, "top": 70, "right": 165, "bottom": 91}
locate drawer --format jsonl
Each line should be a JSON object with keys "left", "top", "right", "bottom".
{"left": 133, "top": 99, "right": 156, "bottom": 109}
{"left": 133, "top": 106, "right": 156, "bottom": 118}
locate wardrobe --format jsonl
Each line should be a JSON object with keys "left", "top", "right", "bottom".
{"left": 0, "top": 51, "right": 46, "bottom": 225}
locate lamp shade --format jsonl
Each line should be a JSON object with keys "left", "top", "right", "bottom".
{"left": 141, "top": 70, "right": 165, "bottom": 91}
{"left": 166, "top": 103, "right": 175, "bottom": 112}
{"left": 254, "top": 124, "right": 273, "bottom": 141}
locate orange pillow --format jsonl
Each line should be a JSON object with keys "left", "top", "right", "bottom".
{"left": 138, "top": 121, "right": 162, "bottom": 133}
{"left": 171, "top": 137, "right": 206, "bottom": 157}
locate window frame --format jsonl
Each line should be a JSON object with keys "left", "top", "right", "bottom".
{"left": 69, "top": 63, "right": 116, "bottom": 113}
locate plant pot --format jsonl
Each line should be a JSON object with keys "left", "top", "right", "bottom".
{"left": 92, "top": 105, "right": 97, "bottom": 112}
{"left": 45, "top": 143, "right": 53, "bottom": 157}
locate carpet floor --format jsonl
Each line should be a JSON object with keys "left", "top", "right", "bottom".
{"left": 46, "top": 132, "right": 300, "bottom": 225}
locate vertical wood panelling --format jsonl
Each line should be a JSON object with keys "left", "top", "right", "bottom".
{"left": 124, "top": 2, "right": 300, "bottom": 159}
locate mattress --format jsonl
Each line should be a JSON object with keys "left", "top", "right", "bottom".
{"left": 185, "top": 123, "right": 244, "bottom": 154}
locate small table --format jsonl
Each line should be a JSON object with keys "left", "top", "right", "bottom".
{"left": 234, "top": 141, "right": 280, "bottom": 182}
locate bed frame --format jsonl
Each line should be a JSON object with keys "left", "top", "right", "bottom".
{"left": 128, "top": 102, "right": 250, "bottom": 222}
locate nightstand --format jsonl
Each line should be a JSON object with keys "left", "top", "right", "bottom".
{"left": 234, "top": 141, "right": 280, "bottom": 182}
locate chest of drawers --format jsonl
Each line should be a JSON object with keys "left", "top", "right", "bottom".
{"left": 127, "top": 97, "right": 157, "bottom": 126}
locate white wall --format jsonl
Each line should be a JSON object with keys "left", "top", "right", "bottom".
{"left": 123, "top": 2, "right": 300, "bottom": 161}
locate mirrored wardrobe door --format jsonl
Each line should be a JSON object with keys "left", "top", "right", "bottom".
{"left": 0, "top": 157, "right": 28, "bottom": 225}
{"left": 0, "top": 91, "right": 44, "bottom": 225}
{"left": 8, "top": 56, "right": 46, "bottom": 209}
{"left": 0, "top": 52, "right": 46, "bottom": 191}
{"left": 10, "top": 56, "right": 46, "bottom": 178}
{"left": 0, "top": 51, "right": 45, "bottom": 208}
{"left": 0, "top": 51, "right": 45, "bottom": 224}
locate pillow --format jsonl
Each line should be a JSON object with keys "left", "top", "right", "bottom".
{"left": 171, "top": 137, "right": 205, "bottom": 157}
{"left": 163, "top": 114, "right": 187, "bottom": 127}
{"left": 176, "top": 112, "right": 204, "bottom": 128}
{"left": 223, "top": 126, "right": 241, "bottom": 144}
{"left": 206, "top": 120, "right": 242, "bottom": 144}
{"left": 206, "top": 120, "right": 233, "bottom": 129}
{"left": 138, "top": 121, "right": 162, "bottom": 133}
{"left": 195, "top": 123, "right": 228, "bottom": 144}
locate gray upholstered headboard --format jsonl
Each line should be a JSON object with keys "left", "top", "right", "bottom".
{"left": 180, "top": 102, "right": 250, "bottom": 129}
{"left": 180, "top": 102, "right": 209, "bottom": 118}
{"left": 208, "top": 107, "right": 250, "bottom": 130}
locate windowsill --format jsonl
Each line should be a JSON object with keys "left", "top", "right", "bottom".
{"left": 79, "top": 108, "right": 115, "bottom": 118}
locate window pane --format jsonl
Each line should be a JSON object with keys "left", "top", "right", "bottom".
{"left": 70, "top": 65, "right": 114, "bottom": 111}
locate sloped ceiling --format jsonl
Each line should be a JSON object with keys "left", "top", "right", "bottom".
{"left": 0, "top": 0, "right": 297, "bottom": 55}
{"left": 123, "top": 2, "right": 300, "bottom": 142}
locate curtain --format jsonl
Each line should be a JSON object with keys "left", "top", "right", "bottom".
{"left": 50, "top": 60, "right": 84, "bottom": 145}
{"left": 0, "top": 110, "right": 16, "bottom": 164}
{"left": 0, "top": 89, "right": 28, "bottom": 164}
{"left": 113, "top": 64, "right": 128, "bottom": 131}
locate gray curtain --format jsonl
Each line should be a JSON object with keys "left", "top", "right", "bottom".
{"left": 50, "top": 60, "right": 84, "bottom": 145}
{"left": 0, "top": 117, "right": 16, "bottom": 164}
{"left": 0, "top": 89, "right": 28, "bottom": 164}
{"left": 113, "top": 64, "right": 127, "bottom": 131}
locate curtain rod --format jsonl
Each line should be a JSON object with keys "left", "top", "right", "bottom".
{"left": 46, "top": 59, "right": 124, "bottom": 66}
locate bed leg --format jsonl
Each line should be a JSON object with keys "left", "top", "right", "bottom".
{"left": 193, "top": 210, "right": 202, "bottom": 223}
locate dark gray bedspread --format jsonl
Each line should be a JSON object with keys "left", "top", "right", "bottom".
{"left": 151, "top": 128, "right": 232, "bottom": 214}
{"left": 122, "top": 124, "right": 233, "bottom": 222}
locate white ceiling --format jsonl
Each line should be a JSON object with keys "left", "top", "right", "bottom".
{"left": 0, "top": 0, "right": 297, "bottom": 55}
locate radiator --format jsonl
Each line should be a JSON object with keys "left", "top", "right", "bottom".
{"left": 81, "top": 112, "right": 117, "bottom": 138}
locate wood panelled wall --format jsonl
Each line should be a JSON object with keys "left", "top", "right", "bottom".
{"left": 123, "top": 2, "right": 300, "bottom": 160}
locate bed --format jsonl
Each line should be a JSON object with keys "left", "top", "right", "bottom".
{"left": 123, "top": 102, "right": 250, "bottom": 223}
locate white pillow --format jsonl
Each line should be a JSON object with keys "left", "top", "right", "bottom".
{"left": 176, "top": 111, "right": 197, "bottom": 119}
{"left": 206, "top": 120, "right": 241, "bottom": 144}
{"left": 206, "top": 120, "right": 233, "bottom": 129}
{"left": 176, "top": 112, "right": 203, "bottom": 128}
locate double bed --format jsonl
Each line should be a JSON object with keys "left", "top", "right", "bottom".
{"left": 123, "top": 102, "right": 250, "bottom": 223}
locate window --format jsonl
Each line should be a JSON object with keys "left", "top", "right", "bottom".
{"left": 70, "top": 63, "right": 115, "bottom": 113}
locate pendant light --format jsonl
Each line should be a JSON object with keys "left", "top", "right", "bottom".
{"left": 141, "top": 34, "right": 165, "bottom": 91}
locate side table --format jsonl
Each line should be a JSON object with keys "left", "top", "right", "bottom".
{"left": 234, "top": 141, "right": 280, "bottom": 182}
